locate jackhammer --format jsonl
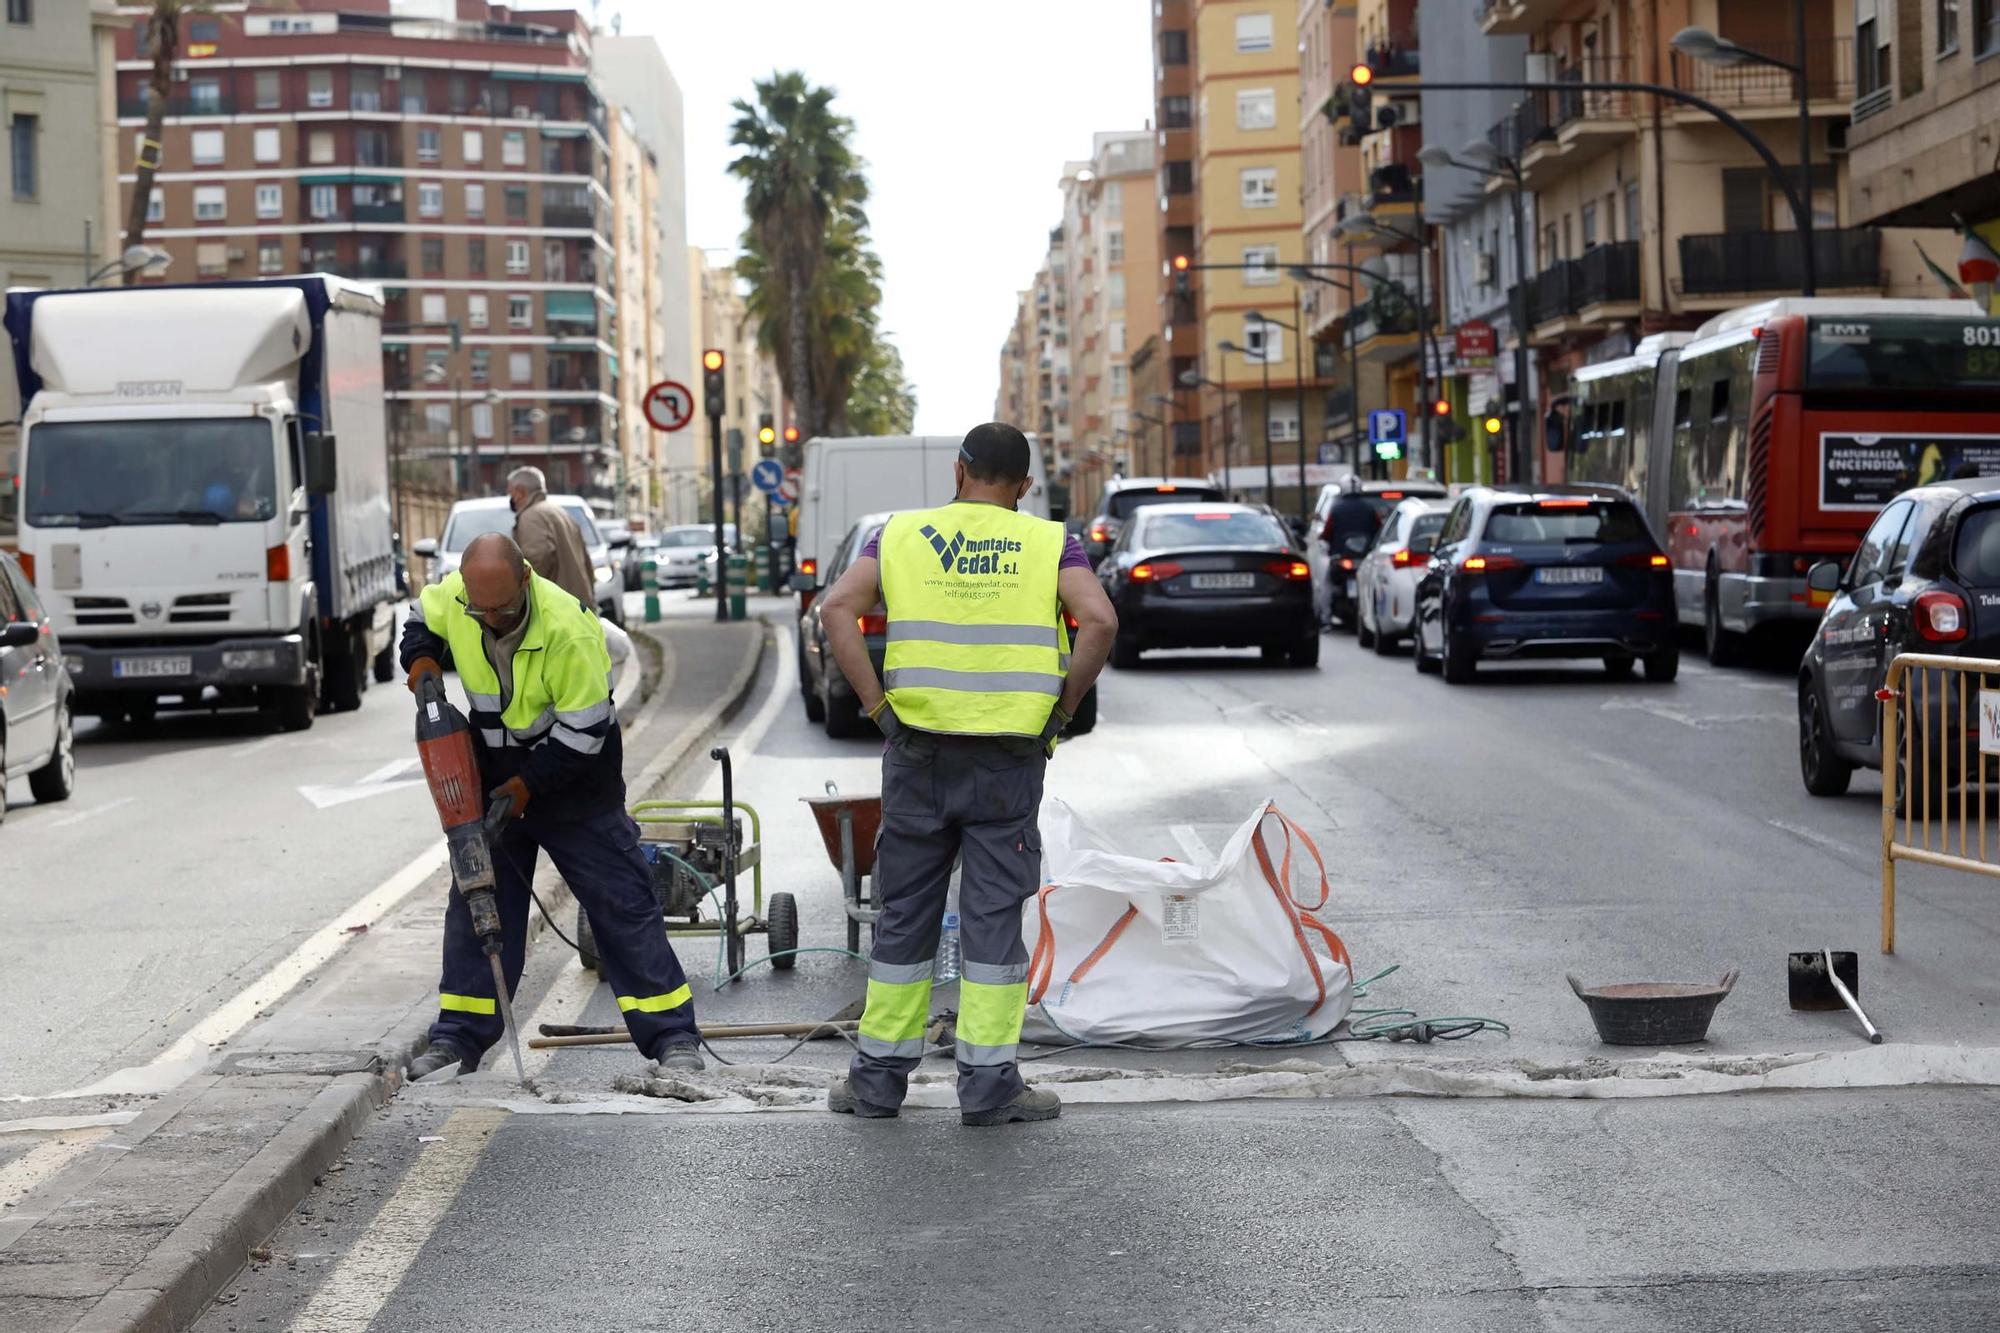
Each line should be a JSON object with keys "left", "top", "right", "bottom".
{"left": 414, "top": 674, "right": 527, "bottom": 1086}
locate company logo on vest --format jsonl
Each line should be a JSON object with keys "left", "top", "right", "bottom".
{"left": 920, "top": 524, "right": 1025, "bottom": 576}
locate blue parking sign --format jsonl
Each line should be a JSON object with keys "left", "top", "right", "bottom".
{"left": 1368, "top": 409, "right": 1406, "bottom": 445}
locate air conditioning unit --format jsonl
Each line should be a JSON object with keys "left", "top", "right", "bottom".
{"left": 1476, "top": 252, "right": 1497, "bottom": 283}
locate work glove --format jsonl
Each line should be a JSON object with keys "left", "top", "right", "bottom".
{"left": 1040, "top": 704, "right": 1073, "bottom": 758}
{"left": 406, "top": 656, "right": 443, "bottom": 693}
{"left": 869, "top": 698, "right": 905, "bottom": 744}
{"left": 488, "top": 775, "right": 531, "bottom": 822}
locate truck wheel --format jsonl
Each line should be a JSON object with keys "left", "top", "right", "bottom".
{"left": 322, "top": 626, "right": 365, "bottom": 713}
{"left": 267, "top": 631, "right": 321, "bottom": 732}
{"left": 372, "top": 641, "right": 395, "bottom": 684}
{"left": 28, "top": 704, "right": 76, "bottom": 804}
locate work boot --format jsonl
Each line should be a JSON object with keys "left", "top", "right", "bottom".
{"left": 407, "top": 1041, "right": 471, "bottom": 1083}
{"left": 826, "top": 1077, "right": 898, "bottom": 1118}
{"left": 961, "top": 1086, "right": 1061, "bottom": 1127}
{"left": 650, "top": 1038, "right": 704, "bottom": 1074}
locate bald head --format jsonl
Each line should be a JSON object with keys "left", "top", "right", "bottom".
{"left": 462, "top": 533, "right": 529, "bottom": 629}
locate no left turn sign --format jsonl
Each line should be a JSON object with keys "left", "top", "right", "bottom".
{"left": 643, "top": 379, "right": 694, "bottom": 433}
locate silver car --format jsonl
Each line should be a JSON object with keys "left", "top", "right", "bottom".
{"left": 1355, "top": 498, "right": 1452, "bottom": 653}
{"left": 0, "top": 549, "right": 76, "bottom": 824}
{"left": 648, "top": 523, "right": 736, "bottom": 589}
{"left": 413, "top": 494, "right": 624, "bottom": 625}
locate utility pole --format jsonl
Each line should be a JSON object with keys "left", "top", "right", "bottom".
{"left": 703, "top": 349, "right": 727, "bottom": 623}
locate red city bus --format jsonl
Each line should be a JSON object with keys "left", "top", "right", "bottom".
{"left": 1563, "top": 298, "right": 2000, "bottom": 664}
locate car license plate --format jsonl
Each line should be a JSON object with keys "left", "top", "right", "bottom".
{"left": 1190, "top": 573, "right": 1255, "bottom": 590}
{"left": 1345, "top": 577, "right": 1357, "bottom": 597}
{"left": 1535, "top": 566, "right": 1604, "bottom": 585}
{"left": 113, "top": 656, "right": 191, "bottom": 679}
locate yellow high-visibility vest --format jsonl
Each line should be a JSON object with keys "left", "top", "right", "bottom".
{"left": 879, "top": 503, "right": 1068, "bottom": 738}
{"left": 418, "top": 570, "right": 613, "bottom": 752}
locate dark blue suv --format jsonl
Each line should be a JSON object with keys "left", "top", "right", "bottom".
{"left": 1411, "top": 487, "right": 1678, "bottom": 684}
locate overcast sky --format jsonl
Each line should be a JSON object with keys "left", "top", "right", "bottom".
{"left": 540, "top": 0, "right": 1154, "bottom": 434}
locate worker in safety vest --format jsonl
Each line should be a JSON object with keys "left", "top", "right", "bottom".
{"left": 399, "top": 533, "right": 703, "bottom": 1080}
{"left": 815, "top": 423, "right": 1118, "bottom": 1125}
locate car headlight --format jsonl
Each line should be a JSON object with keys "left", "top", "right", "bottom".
{"left": 594, "top": 566, "right": 612, "bottom": 585}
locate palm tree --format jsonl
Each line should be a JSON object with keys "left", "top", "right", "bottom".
{"left": 728, "top": 72, "right": 867, "bottom": 437}
{"left": 120, "top": 1, "right": 227, "bottom": 284}
{"left": 738, "top": 209, "right": 882, "bottom": 436}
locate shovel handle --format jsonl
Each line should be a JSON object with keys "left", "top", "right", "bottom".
{"left": 1823, "top": 950, "right": 1884, "bottom": 1044}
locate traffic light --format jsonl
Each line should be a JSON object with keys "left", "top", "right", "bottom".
{"left": 782, "top": 425, "right": 800, "bottom": 445}
{"left": 1430, "top": 397, "right": 1452, "bottom": 418}
{"left": 1172, "top": 253, "right": 1191, "bottom": 298}
{"left": 1481, "top": 414, "right": 1504, "bottom": 438}
{"left": 757, "top": 412, "right": 776, "bottom": 450}
{"left": 1373, "top": 437, "right": 1404, "bottom": 463}
{"left": 1347, "top": 64, "right": 1375, "bottom": 131}
{"left": 702, "top": 349, "right": 725, "bottom": 420}
{"left": 1430, "top": 396, "right": 1463, "bottom": 445}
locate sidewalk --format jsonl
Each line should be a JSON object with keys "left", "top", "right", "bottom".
{"left": 0, "top": 611, "right": 769, "bottom": 1333}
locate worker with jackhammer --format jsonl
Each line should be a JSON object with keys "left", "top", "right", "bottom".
{"left": 401, "top": 532, "right": 704, "bottom": 1080}
{"left": 815, "top": 423, "right": 1117, "bottom": 1125}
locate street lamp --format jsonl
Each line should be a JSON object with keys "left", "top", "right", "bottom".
{"left": 1337, "top": 209, "right": 1437, "bottom": 475}
{"left": 1417, "top": 140, "right": 1535, "bottom": 486}
{"left": 1673, "top": 17, "right": 1815, "bottom": 296}
{"left": 1219, "top": 339, "right": 1249, "bottom": 491}
{"left": 1286, "top": 266, "right": 1367, "bottom": 475}
{"left": 87, "top": 244, "right": 170, "bottom": 286}
{"left": 1247, "top": 310, "right": 1310, "bottom": 526}
{"left": 1178, "top": 366, "right": 1237, "bottom": 479}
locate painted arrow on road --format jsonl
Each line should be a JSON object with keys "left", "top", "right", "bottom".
{"left": 297, "top": 757, "right": 426, "bottom": 810}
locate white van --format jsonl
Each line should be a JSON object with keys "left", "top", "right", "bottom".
{"left": 791, "top": 434, "right": 1051, "bottom": 610}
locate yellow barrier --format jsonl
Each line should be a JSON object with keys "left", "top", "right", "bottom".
{"left": 1879, "top": 652, "right": 2000, "bottom": 954}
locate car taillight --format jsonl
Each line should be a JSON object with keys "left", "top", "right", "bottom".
{"left": 1381, "top": 491, "right": 1405, "bottom": 500}
{"left": 1538, "top": 498, "right": 1592, "bottom": 509}
{"left": 1263, "top": 558, "right": 1311, "bottom": 581}
{"left": 266, "top": 544, "right": 291, "bottom": 582}
{"left": 1461, "top": 555, "right": 1524, "bottom": 574}
{"left": 1391, "top": 548, "right": 1426, "bottom": 568}
{"left": 799, "top": 557, "right": 818, "bottom": 577}
{"left": 1131, "top": 560, "right": 1184, "bottom": 583}
{"left": 1337, "top": 556, "right": 1356, "bottom": 571}
{"left": 1063, "top": 611, "right": 1079, "bottom": 631}
{"left": 1088, "top": 521, "right": 1110, "bottom": 542}
{"left": 15, "top": 552, "right": 31, "bottom": 584}
{"left": 1916, "top": 591, "right": 1968, "bottom": 642}
{"left": 1617, "top": 552, "right": 1672, "bottom": 569}
{"left": 857, "top": 613, "right": 887, "bottom": 635}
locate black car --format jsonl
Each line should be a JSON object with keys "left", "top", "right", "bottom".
{"left": 1797, "top": 478, "right": 2000, "bottom": 797}
{"left": 1411, "top": 486, "right": 1678, "bottom": 684}
{"left": 799, "top": 514, "right": 1098, "bottom": 739}
{"left": 1098, "top": 502, "right": 1318, "bottom": 668}
{"left": 1081, "top": 477, "right": 1228, "bottom": 566}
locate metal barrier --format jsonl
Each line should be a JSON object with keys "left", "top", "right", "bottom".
{"left": 1879, "top": 652, "right": 2000, "bottom": 954}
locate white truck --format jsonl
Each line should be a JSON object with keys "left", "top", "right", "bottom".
{"left": 2, "top": 276, "right": 399, "bottom": 731}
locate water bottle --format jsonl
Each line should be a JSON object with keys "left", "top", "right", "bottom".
{"left": 934, "top": 912, "right": 962, "bottom": 983}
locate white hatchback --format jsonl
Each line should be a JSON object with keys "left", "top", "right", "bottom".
{"left": 1355, "top": 498, "right": 1452, "bottom": 653}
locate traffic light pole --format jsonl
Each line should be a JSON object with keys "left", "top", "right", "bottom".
{"left": 709, "top": 411, "right": 727, "bottom": 624}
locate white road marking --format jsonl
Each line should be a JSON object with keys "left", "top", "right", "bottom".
{"left": 297, "top": 756, "right": 425, "bottom": 809}
{"left": 283, "top": 1107, "right": 506, "bottom": 1333}
{"left": 1169, "top": 824, "right": 1212, "bottom": 863}
{"left": 1766, "top": 818, "right": 1864, "bottom": 859}
{"left": 44, "top": 796, "right": 136, "bottom": 830}
{"left": 0, "top": 1128, "right": 112, "bottom": 1213}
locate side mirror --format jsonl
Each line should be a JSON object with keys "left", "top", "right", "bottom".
{"left": 1806, "top": 560, "right": 1843, "bottom": 595}
{"left": 789, "top": 571, "right": 815, "bottom": 593}
{"left": 304, "top": 431, "right": 338, "bottom": 494}
{"left": 1, "top": 621, "right": 38, "bottom": 648}
{"left": 413, "top": 537, "right": 439, "bottom": 558}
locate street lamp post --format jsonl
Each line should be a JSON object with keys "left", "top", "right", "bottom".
{"left": 1147, "top": 393, "right": 1175, "bottom": 476}
{"left": 1133, "top": 411, "right": 1166, "bottom": 478}
{"left": 1673, "top": 16, "right": 1816, "bottom": 295}
{"left": 1419, "top": 140, "right": 1535, "bottom": 485}
{"left": 86, "top": 245, "right": 170, "bottom": 286}
{"left": 1246, "top": 310, "right": 1309, "bottom": 527}
{"left": 1287, "top": 268, "right": 1364, "bottom": 474}
{"left": 1338, "top": 210, "right": 1434, "bottom": 474}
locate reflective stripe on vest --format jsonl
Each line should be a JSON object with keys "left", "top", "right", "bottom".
{"left": 878, "top": 505, "right": 1067, "bottom": 738}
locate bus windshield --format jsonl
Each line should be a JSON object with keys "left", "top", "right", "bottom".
{"left": 1807, "top": 318, "right": 2000, "bottom": 391}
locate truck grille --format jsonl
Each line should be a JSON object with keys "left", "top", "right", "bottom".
{"left": 72, "top": 596, "right": 134, "bottom": 626}
{"left": 170, "top": 592, "right": 233, "bottom": 624}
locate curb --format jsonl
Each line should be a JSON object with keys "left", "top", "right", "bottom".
{"left": 68, "top": 1074, "right": 388, "bottom": 1333}
{"left": 629, "top": 617, "right": 770, "bottom": 803}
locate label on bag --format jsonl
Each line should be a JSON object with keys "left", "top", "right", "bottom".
{"left": 1162, "top": 895, "right": 1199, "bottom": 943}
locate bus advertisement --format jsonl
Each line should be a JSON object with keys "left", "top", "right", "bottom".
{"left": 1562, "top": 298, "right": 2000, "bottom": 664}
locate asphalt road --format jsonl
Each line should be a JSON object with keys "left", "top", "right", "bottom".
{"left": 185, "top": 619, "right": 2000, "bottom": 1331}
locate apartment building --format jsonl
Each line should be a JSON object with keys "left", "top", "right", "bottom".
{"left": 1297, "top": 0, "right": 1372, "bottom": 468}
{"left": 687, "top": 249, "right": 780, "bottom": 534}
{"left": 1152, "top": 0, "right": 1205, "bottom": 470}
{"left": 0, "top": 0, "right": 119, "bottom": 544}
{"left": 1030, "top": 231, "right": 1070, "bottom": 470}
{"left": 1477, "top": 0, "right": 1949, "bottom": 478}
{"left": 1843, "top": 0, "right": 2000, "bottom": 312}
{"left": 608, "top": 105, "right": 663, "bottom": 523}
{"left": 106, "top": 0, "right": 669, "bottom": 518}
{"left": 994, "top": 288, "right": 1036, "bottom": 427}
{"left": 1192, "top": 0, "right": 1318, "bottom": 510}
{"left": 1058, "top": 131, "right": 1160, "bottom": 510}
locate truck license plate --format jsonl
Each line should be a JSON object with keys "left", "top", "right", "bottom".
{"left": 1190, "top": 573, "right": 1255, "bottom": 590}
{"left": 1535, "top": 566, "right": 1604, "bottom": 585}
{"left": 113, "top": 656, "right": 191, "bottom": 679}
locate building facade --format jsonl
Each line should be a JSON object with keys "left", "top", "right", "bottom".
{"left": 1, "top": 0, "right": 118, "bottom": 545}
{"left": 104, "top": 0, "right": 682, "bottom": 524}
{"left": 687, "top": 249, "right": 780, "bottom": 536}
{"left": 1298, "top": 0, "right": 1371, "bottom": 472}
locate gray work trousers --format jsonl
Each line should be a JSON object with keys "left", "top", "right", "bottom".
{"left": 848, "top": 729, "right": 1047, "bottom": 1113}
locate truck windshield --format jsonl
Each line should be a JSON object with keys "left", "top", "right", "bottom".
{"left": 25, "top": 418, "right": 278, "bottom": 526}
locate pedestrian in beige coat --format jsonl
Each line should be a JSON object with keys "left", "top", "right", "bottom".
{"left": 506, "top": 466, "right": 596, "bottom": 610}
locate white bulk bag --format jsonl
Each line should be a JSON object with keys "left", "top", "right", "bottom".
{"left": 1023, "top": 799, "right": 1354, "bottom": 1046}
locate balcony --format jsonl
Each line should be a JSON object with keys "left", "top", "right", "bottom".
{"left": 543, "top": 202, "right": 596, "bottom": 230}
{"left": 1368, "top": 162, "right": 1419, "bottom": 208}
{"left": 1670, "top": 38, "right": 1854, "bottom": 117}
{"left": 1487, "top": 57, "right": 1637, "bottom": 191}
{"left": 118, "top": 93, "right": 235, "bottom": 118}
{"left": 353, "top": 199, "right": 405, "bottom": 224}
{"left": 1364, "top": 44, "right": 1419, "bottom": 80}
{"left": 1677, "top": 228, "right": 1881, "bottom": 300}
{"left": 1478, "top": 0, "right": 1568, "bottom": 33}
{"left": 1509, "top": 241, "right": 1641, "bottom": 333}
{"left": 1572, "top": 240, "right": 1641, "bottom": 308}
{"left": 340, "top": 258, "right": 407, "bottom": 280}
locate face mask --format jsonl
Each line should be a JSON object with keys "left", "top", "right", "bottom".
{"left": 508, "top": 495, "right": 520, "bottom": 513}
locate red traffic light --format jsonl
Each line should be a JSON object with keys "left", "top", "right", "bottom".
{"left": 701, "top": 348, "right": 725, "bottom": 372}
{"left": 1172, "top": 254, "right": 1190, "bottom": 272}
{"left": 782, "top": 425, "right": 800, "bottom": 444}
{"left": 1431, "top": 398, "right": 1452, "bottom": 417}
{"left": 1350, "top": 63, "right": 1374, "bottom": 86}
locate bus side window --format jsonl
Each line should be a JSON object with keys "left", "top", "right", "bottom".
{"left": 1667, "top": 384, "right": 1697, "bottom": 511}
{"left": 1704, "top": 376, "right": 1736, "bottom": 505}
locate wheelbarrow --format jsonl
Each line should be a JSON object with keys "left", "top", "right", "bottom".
{"left": 572, "top": 746, "right": 794, "bottom": 982}
{"left": 802, "top": 782, "right": 881, "bottom": 952}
